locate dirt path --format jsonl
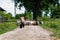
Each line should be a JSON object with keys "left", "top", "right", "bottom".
{"left": 0, "top": 25, "right": 52, "bottom": 40}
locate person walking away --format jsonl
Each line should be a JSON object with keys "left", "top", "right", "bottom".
{"left": 20, "top": 16, "right": 25, "bottom": 28}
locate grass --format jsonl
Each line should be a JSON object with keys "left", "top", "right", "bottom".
{"left": 41, "top": 19, "right": 60, "bottom": 38}
{"left": 0, "top": 22, "right": 17, "bottom": 34}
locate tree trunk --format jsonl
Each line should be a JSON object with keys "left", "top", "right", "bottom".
{"left": 33, "top": 0, "right": 40, "bottom": 21}
{"left": 33, "top": 10, "right": 38, "bottom": 20}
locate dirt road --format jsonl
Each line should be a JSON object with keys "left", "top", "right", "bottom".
{"left": 0, "top": 25, "right": 52, "bottom": 40}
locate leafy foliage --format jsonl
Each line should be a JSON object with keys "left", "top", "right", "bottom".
{"left": 16, "top": 13, "right": 24, "bottom": 19}
{"left": 37, "top": 16, "right": 50, "bottom": 21}
{"left": 24, "top": 11, "right": 32, "bottom": 20}
{"left": 0, "top": 11, "right": 12, "bottom": 20}
{"left": 13, "top": 0, "right": 59, "bottom": 20}
{"left": 15, "top": 11, "right": 32, "bottom": 20}
{"left": 4, "top": 13, "right": 12, "bottom": 20}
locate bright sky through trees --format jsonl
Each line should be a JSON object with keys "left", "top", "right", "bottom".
{"left": 0, "top": 0, "right": 25, "bottom": 16}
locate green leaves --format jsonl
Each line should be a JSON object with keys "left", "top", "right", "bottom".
{"left": 24, "top": 10, "right": 32, "bottom": 20}
{"left": 13, "top": 0, "right": 60, "bottom": 20}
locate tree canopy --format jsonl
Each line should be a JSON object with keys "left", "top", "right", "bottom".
{"left": 13, "top": 0, "right": 59, "bottom": 20}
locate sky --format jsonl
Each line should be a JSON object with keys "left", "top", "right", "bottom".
{"left": 0, "top": 0, "right": 25, "bottom": 17}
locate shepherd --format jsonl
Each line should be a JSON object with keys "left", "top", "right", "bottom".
{"left": 20, "top": 16, "right": 25, "bottom": 28}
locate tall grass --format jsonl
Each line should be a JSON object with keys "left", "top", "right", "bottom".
{"left": 42, "top": 19, "right": 60, "bottom": 38}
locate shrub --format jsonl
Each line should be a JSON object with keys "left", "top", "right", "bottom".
{"left": 42, "top": 16, "right": 50, "bottom": 21}
{"left": 37, "top": 16, "right": 50, "bottom": 21}
{"left": 49, "top": 23, "right": 57, "bottom": 28}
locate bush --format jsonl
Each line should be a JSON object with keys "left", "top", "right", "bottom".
{"left": 37, "top": 16, "right": 50, "bottom": 21}
{"left": 50, "top": 23, "right": 58, "bottom": 29}
{"left": 42, "top": 16, "right": 50, "bottom": 21}
{"left": 7, "top": 19, "right": 17, "bottom": 22}
{"left": 0, "top": 22, "right": 17, "bottom": 34}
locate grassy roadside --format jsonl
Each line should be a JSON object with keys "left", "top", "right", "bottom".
{"left": 41, "top": 19, "right": 60, "bottom": 38}
{"left": 0, "top": 22, "right": 17, "bottom": 34}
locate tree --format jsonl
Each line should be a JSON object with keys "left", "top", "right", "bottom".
{"left": 16, "top": 14, "right": 20, "bottom": 19}
{"left": 0, "top": 11, "right": 5, "bottom": 22}
{"left": 0, "top": 11, "right": 12, "bottom": 22}
{"left": 1, "top": 12, "right": 12, "bottom": 21}
{"left": 24, "top": 10, "right": 32, "bottom": 20}
{"left": 6, "top": 13, "right": 12, "bottom": 20}
{"left": 49, "top": 0, "right": 60, "bottom": 18}
{"left": 13, "top": 0, "right": 58, "bottom": 20}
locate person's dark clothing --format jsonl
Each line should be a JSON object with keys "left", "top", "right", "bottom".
{"left": 20, "top": 22, "right": 24, "bottom": 28}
